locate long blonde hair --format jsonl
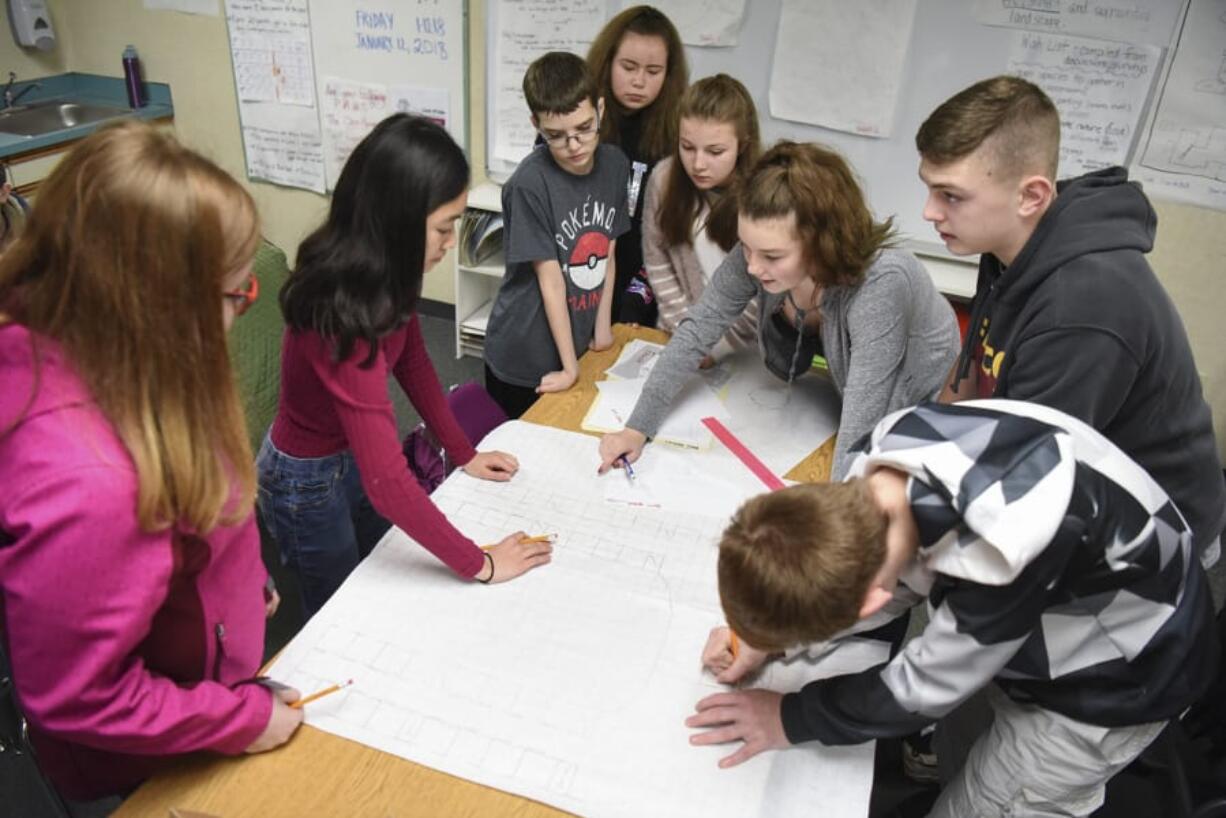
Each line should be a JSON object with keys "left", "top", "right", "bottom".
{"left": 0, "top": 121, "right": 260, "bottom": 532}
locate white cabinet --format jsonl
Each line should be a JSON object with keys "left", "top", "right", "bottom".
{"left": 454, "top": 181, "right": 504, "bottom": 359}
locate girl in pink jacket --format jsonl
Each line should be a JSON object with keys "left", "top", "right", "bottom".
{"left": 0, "top": 122, "right": 302, "bottom": 805}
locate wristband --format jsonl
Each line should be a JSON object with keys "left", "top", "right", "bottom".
{"left": 476, "top": 551, "right": 494, "bottom": 584}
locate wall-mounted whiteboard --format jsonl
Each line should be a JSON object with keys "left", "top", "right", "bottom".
{"left": 486, "top": 0, "right": 1185, "bottom": 244}
{"left": 226, "top": 0, "right": 467, "bottom": 194}
{"left": 309, "top": 0, "right": 467, "bottom": 189}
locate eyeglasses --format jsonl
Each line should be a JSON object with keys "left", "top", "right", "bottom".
{"left": 538, "top": 115, "right": 600, "bottom": 148}
{"left": 223, "top": 273, "right": 259, "bottom": 317}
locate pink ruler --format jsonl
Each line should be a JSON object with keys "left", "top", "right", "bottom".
{"left": 701, "top": 417, "right": 786, "bottom": 491}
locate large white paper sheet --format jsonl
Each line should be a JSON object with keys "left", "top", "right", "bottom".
{"left": 973, "top": 0, "right": 1183, "bottom": 46}
{"left": 652, "top": 0, "right": 746, "bottom": 46}
{"left": 267, "top": 422, "right": 881, "bottom": 818}
{"left": 145, "top": 0, "right": 218, "bottom": 14}
{"left": 224, "top": 0, "right": 325, "bottom": 193}
{"left": 769, "top": 0, "right": 917, "bottom": 138}
{"left": 718, "top": 357, "right": 842, "bottom": 478}
{"left": 1135, "top": 0, "right": 1226, "bottom": 212}
{"left": 1007, "top": 31, "right": 1162, "bottom": 178}
{"left": 493, "top": 0, "right": 605, "bottom": 165}
{"left": 319, "top": 77, "right": 390, "bottom": 191}
{"left": 583, "top": 375, "right": 729, "bottom": 449}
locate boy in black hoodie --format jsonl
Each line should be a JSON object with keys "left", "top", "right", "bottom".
{"left": 915, "top": 75, "right": 1224, "bottom": 564}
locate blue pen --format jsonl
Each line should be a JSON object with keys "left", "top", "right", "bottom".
{"left": 618, "top": 454, "right": 636, "bottom": 481}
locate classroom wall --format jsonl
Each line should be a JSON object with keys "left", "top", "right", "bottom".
{"left": 3, "top": 1, "right": 1224, "bottom": 457}
{"left": 1, "top": 0, "right": 456, "bottom": 303}
{"left": 465, "top": 0, "right": 1226, "bottom": 460}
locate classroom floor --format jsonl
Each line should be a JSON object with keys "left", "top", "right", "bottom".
{"left": 3, "top": 311, "right": 1223, "bottom": 817}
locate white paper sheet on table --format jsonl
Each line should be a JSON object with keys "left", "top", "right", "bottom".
{"left": 604, "top": 339, "right": 664, "bottom": 381}
{"left": 267, "top": 422, "right": 882, "bottom": 818}
{"left": 582, "top": 375, "right": 728, "bottom": 449}
{"left": 769, "top": 0, "right": 916, "bottom": 138}
{"left": 717, "top": 352, "right": 842, "bottom": 478}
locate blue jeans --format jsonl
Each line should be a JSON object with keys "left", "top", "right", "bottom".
{"left": 256, "top": 436, "right": 391, "bottom": 619}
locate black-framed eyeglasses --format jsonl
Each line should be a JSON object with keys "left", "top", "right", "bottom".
{"left": 538, "top": 114, "right": 601, "bottom": 148}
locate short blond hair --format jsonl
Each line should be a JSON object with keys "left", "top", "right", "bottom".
{"left": 718, "top": 480, "right": 887, "bottom": 651}
{"left": 916, "top": 75, "right": 1060, "bottom": 180}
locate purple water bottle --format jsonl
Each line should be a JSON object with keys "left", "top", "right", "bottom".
{"left": 122, "top": 45, "right": 145, "bottom": 109}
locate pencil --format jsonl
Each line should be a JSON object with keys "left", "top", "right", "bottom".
{"left": 729, "top": 629, "right": 740, "bottom": 661}
{"left": 289, "top": 679, "right": 353, "bottom": 709}
{"left": 483, "top": 534, "right": 555, "bottom": 550}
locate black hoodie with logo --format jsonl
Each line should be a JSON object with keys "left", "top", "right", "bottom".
{"left": 952, "top": 166, "right": 1225, "bottom": 555}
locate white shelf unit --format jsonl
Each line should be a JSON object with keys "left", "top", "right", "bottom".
{"left": 454, "top": 182, "right": 505, "bottom": 359}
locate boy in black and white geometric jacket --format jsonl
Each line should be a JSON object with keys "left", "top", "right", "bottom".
{"left": 686, "top": 400, "right": 1218, "bottom": 817}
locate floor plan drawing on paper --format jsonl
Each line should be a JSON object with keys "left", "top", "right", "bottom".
{"left": 267, "top": 422, "right": 881, "bottom": 818}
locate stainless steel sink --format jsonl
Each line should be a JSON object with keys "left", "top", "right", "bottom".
{"left": 0, "top": 100, "right": 132, "bottom": 136}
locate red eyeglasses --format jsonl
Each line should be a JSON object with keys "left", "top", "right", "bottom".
{"left": 223, "top": 273, "right": 259, "bottom": 317}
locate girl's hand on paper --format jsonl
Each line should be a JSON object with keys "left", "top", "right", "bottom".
{"left": 597, "top": 428, "right": 647, "bottom": 474}
{"left": 463, "top": 451, "right": 519, "bottom": 482}
{"left": 701, "top": 626, "right": 771, "bottom": 684}
{"left": 482, "top": 531, "right": 553, "bottom": 583}
{"left": 686, "top": 689, "right": 788, "bottom": 767}
{"left": 537, "top": 367, "right": 578, "bottom": 394}
{"left": 245, "top": 685, "right": 304, "bottom": 753}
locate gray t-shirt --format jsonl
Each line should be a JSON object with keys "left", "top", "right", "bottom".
{"left": 484, "top": 144, "right": 631, "bottom": 387}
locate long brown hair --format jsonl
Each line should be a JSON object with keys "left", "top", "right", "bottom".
{"left": 586, "top": 5, "right": 688, "bottom": 162}
{"left": 658, "top": 74, "right": 760, "bottom": 251}
{"left": 0, "top": 121, "right": 260, "bottom": 533}
{"left": 737, "top": 142, "right": 896, "bottom": 287}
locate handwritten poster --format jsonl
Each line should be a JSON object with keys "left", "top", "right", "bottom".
{"left": 769, "top": 0, "right": 917, "bottom": 138}
{"left": 1006, "top": 30, "right": 1161, "bottom": 178}
{"left": 974, "top": 0, "right": 1182, "bottom": 47}
{"left": 493, "top": 0, "right": 605, "bottom": 164}
{"left": 320, "top": 77, "right": 390, "bottom": 190}
{"left": 224, "top": 0, "right": 325, "bottom": 193}
{"left": 306, "top": 1, "right": 467, "bottom": 191}
{"left": 653, "top": 0, "right": 747, "bottom": 46}
{"left": 1136, "top": 0, "right": 1226, "bottom": 211}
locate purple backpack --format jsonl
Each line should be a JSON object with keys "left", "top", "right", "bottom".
{"left": 403, "top": 382, "right": 508, "bottom": 493}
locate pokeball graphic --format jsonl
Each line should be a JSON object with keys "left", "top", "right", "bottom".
{"left": 567, "top": 231, "right": 610, "bottom": 290}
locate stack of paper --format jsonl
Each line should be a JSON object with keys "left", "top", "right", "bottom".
{"left": 582, "top": 339, "right": 730, "bottom": 449}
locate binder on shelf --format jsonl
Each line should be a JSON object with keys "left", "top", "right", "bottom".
{"left": 459, "top": 209, "right": 504, "bottom": 268}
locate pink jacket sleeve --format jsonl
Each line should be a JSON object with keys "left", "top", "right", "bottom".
{"left": 2, "top": 467, "right": 272, "bottom": 757}
{"left": 304, "top": 331, "right": 485, "bottom": 578}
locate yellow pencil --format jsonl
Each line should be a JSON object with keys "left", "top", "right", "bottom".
{"left": 729, "top": 629, "right": 740, "bottom": 661}
{"left": 289, "top": 679, "right": 353, "bottom": 709}
{"left": 482, "top": 534, "right": 556, "bottom": 550}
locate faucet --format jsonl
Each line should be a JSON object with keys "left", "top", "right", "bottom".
{"left": 3, "top": 72, "right": 40, "bottom": 109}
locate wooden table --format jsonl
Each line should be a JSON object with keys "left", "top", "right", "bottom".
{"left": 115, "top": 324, "right": 836, "bottom": 818}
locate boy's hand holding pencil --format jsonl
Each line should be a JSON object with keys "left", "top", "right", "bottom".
{"left": 701, "top": 626, "right": 771, "bottom": 685}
